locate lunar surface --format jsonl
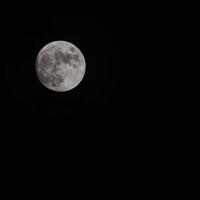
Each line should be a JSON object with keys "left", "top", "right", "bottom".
{"left": 36, "top": 41, "right": 86, "bottom": 92}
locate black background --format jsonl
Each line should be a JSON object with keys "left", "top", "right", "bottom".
{"left": 2, "top": 3, "right": 165, "bottom": 139}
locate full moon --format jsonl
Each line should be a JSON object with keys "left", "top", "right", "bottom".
{"left": 36, "top": 41, "right": 86, "bottom": 92}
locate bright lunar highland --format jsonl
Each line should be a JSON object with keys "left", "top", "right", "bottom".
{"left": 36, "top": 41, "right": 86, "bottom": 92}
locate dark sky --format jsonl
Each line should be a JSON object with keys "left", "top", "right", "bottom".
{"left": 2, "top": 4, "right": 165, "bottom": 139}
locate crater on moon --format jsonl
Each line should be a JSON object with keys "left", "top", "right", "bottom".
{"left": 36, "top": 41, "right": 86, "bottom": 92}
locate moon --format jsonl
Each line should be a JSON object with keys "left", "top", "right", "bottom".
{"left": 36, "top": 41, "right": 86, "bottom": 92}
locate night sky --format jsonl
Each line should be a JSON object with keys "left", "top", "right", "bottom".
{"left": 2, "top": 4, "right": 165, "bottom": 139}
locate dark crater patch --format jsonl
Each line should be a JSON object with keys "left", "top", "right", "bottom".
{"left": 54, "top": 50, "right": 75, "bottom": 65}
{"left": 73, "top": 54, "right": 80, "bottom": 62}
{"left": 51, "top": 60, "right": 62, "bottom": 73}
{"left": 39, "top": 54, "right": 51, "bottom": 70}
{"left": 37, "top": 69, "right": 52, "bottom": 85}
{"left": 50, "top": 73, "right": 64, "bottom": 86}
{"left": 70, "top": 47, "right": 75, "bottom": 52}
{"left": 72, "top": 63, "right": 78, "bottom": 69}
{"left": 37, "top": 51, "right": 66, "bottom": 87}
{"left": 38, "top": 70, "right": 64, "bottom": 87}
{"left": 62, "top": 53, "right": 73, "bottom": 64}
{"left": 54, "top": 51, "right": 64, "bottom": 61}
